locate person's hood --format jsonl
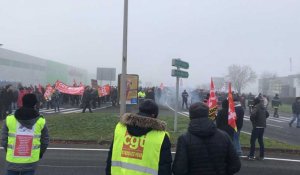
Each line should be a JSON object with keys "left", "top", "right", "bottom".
{"left": 120, "top": 113, "right": 167, "bottom": 137}
{"left": 14, "top": 107, "right": 40, "bottom": 129}
{"left": 222, "top": 100, "right": 229, "bottom": 109}
{"left": 188, "top": 118, "right": 217, "bottom": 138}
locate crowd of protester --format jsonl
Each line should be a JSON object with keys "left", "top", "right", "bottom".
{"left": 0, "top": 83, "right": 118, "bottom": 119}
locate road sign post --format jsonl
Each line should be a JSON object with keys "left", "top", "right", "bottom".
{"left": 172, "top": 58, "right": 189, "bottom": 132}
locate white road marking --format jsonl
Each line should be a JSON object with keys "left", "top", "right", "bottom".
{"left": 267, "top": 124, "right": 283, "bottom": 128}
{"left": 2, "top": 147, "right": 299, "bottom": 163}
{"left": 240, "top": 156, "right": 300, "bottom": 163}
{"left": 166, "top": 103, "right": 189, "bottom": 117}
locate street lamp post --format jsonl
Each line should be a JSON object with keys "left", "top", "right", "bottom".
{"left": 120, "top": 0, "right": 129, "bottom": 115}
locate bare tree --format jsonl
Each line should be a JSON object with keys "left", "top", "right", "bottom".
{"left": 227, "top": 64, "right": 257, "bottom": 94}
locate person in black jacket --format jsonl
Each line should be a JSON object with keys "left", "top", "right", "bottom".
{"left": 216, "top": 99, "right": 235, "bottom": 139}
{"left": 106, "top": 99, "right": 172, "bottom": 175}
{"left": 172, "top": 102, "right": 241, "bottom": 175}
{"left": 82, "top": 86, "right": 92, "bottom": 113}
{"left": 233, "top": 97, "right": 244, "bottom": 156}
{"left": 289, "top": 97, "right": 300, "bottom": 128}
{"left": 248, "top": 97, "right": 268, "bottom": 160}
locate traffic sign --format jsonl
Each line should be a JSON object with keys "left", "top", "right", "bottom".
{"left": 172, "top": 59, "right": 189, "bottom": 69}
{"left": 172, "top": 69, "right": 189, "bottom": 78}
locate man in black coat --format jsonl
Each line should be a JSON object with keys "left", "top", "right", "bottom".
{"left": 289, "top": 97, "right": 300, "bottom": 128}
{"left": 248, "top": 97, "right": 268, "bottom": 160}
{"left": 82, "top": 87, "right": 92, "bottom": 113}
{"left": 106, "top": 100, "right": 172, "bottom": 175}
{"left": 216, "top": 100, "right": 235, "bottom": 139}
{"left": 173, "top": 102, "right": 241, "bottom": 175}
{"left": 233, "top": 97, "right": 244, "bottom": 156}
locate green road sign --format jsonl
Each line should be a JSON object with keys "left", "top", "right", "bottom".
{"left": 172, "top": 59, "right": 189, "bottom": 69}
{"left": 172, "top": 69, "right": 189, "bottom": 78}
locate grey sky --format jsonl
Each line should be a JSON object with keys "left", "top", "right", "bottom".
{"left": 1, "top": 0, "right": 300, "bottom": 88}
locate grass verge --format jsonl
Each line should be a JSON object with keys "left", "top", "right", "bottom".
{"left": 1, "top": 112, "right": 300, "bottom": 150}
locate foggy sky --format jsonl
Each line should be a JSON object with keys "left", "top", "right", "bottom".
{"left": 1, "top": 0, "right": 300, "bottom": 90}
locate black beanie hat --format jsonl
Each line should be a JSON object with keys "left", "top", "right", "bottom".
{"left": 189, "top": 102, "right": 209, "bottom": 119}
{"left": 22, "top": 93, "right": 38, "bottom": 108}
{"left": 138, "top": 99, "right": 159, "bottom": 118}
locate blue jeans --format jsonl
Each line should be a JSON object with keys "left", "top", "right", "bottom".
{"left": 289, "top": 114, "right": 300, "bottom": 127}
{"left": 233, "top": 131, "right": 243, "bottom": 156}
{"left": 7, "top": 170, "right": 35, "bottom": 175}
{"left": 249, "top": 128, "right": 265, "bottom": 158}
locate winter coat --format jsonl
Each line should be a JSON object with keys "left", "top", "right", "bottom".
{"left": 292, "top": 100, "right": 300, "bottom": 115}
{"left": 182, "top": 92, "right": 189, "bottom": 101}
{"left": 235, "top": 102, "right": 244, "bottom": 131}
{"left": 3, "top": 89, "right": 13, "bottom": 106}
{"left": 1, "top": 107, "right": 49, "bottom": 171}
{"left": 12, "top": 90, "right": 19, "bottom": 103}
{"left": 106, "top": 113, "right": 172, "bottom": 175}
{"left": 172, "top": 118, "right": 241, "bottom": 175}
{"left": 216, "top": 100, "right": 235, "bottom": 139}
{"left": 271, "top": 96, "right": 281, "bottom": 108}
{"left": 82, "top": 89, "right": 92, "bottom": 104}
{"left": 250, "top": 101, "right": 268, "bottom": 128}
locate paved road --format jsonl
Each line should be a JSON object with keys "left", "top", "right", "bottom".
{"left": 1, "top": 148, "right": 300, "bottom": 175}
{"left": 11, "top": 103, "right": 112, "bottom": 116}
{"left": 178, "top": 110, "right": 300, "bottom": 146}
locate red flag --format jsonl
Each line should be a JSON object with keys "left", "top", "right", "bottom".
{"left": 73, "top": 79, "right": 77, "bottom": 86}
{"left": 98, "top": 85, "right": 111, "bottom": 97}
{"left": 160, "top": 83, "right": 164, "bottom": 90}
{"left": 208, "top": 78, "right": 218, "bottom": 120}
{"left": 38, "top": 84, "right": 43, "bottom": 94}
{"left": 228, "top": 82, "right": 238, "bottom": 132}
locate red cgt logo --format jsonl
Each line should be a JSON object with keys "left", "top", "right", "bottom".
{"left": 121, "top": 131, "right": 146, "bottom": 160}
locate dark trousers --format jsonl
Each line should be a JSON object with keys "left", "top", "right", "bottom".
{"left": 182, "top": 99, "right": 188, "bottom": 110}
{"left": 249, "top": 128, "right": 265, "bottom": 158}
{"left": 82, "top": 102, "right": 92, "bottom": 113}
{"left": 273, "top": 107, "right": 279, "bottom": 117}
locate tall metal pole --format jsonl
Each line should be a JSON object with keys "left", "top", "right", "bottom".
{"left": 120, "top": 0, "right": 128, "bottom": 115}
{"left": 174, "top": 67, "right": 179, "bottom": 132}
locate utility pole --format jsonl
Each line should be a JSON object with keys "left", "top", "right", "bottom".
{"left": 120, "top": 0, "right": 128, "bottom": 115}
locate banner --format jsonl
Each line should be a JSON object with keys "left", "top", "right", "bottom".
{"left": 44, "top": 84, "right": 55, "bottom": 101}
{"left": 208, "top": 78, "right": 218, "bottom": 120}
{"left": 228, "top": 82, "right": 238, "bottom": 132}
{"left": 118, "top": 74, "right": 139, "bottom": 104}
{"left": 55, "top": 81, "right": 84, "bottom": 95}
{"left": 98, "top": 85, "right": 111, "bottom": 97}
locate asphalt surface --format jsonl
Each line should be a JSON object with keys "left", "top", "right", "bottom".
{"left": 1, "top": 148, "right": 300, "bottom": 175}
{"left": 178, "top": 108, "right": 300, "bottom": 146}
{"left": 1, "top": 105, "right": 300, "bottom": 174}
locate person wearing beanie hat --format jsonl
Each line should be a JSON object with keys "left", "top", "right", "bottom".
{"left": 106, "top": 99, "right": 172, "bottom": 175}
{"left": 1, "top": 93, "right": 49, "bottom": 175}
{"left": 173, "top": 102, "right": 241, "bottom": 175}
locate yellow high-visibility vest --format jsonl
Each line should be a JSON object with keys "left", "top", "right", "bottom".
{"left": 111, "top": 123, "right": 167, "bottom": 175}
{"left": 6, "top": 115, "right": 45, "bottom": 164}
{"left": 138, "top": 92, "right": 146, "bottom": 98}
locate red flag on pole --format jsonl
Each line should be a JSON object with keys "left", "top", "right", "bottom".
{"left": 38, "top": 84, "right": 43, "bottom": 94}
{"left": 208, "top": 78, "right": 218, "bottom": 120}
{"left": 160, "top": 83, "right": 164, "bottom": 90}
{"left": 228, "top": 82, "right": 238, "bottom": 132}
